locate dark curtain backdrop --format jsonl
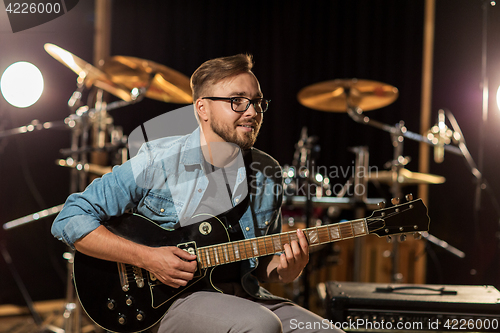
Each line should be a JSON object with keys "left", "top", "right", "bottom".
{"left": 109, "top": 0, "right": 500, "bottom": 288}
{"left": 1, "top": 0, "right": 499, "bottom": 305}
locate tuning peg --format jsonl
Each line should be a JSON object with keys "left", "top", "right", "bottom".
{"left": 386, "top": 235, "right": 393, "bottom": 243}
{"left": 391, "top": 197, "right": 400, "bottom": 205}
{"left": 405, "top": 193, "right": 413, "bottom": 201}
{"left": 413, "top": 232, "right": 422, "bottom": 240}
{"left": 377, "top": 201, "right": 386, "bottom": 209}
{"left": 399, "top": 234, "right": 407, "bottom": 242}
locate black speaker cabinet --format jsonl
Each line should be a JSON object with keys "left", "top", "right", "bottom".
{"left": 322, "top": 281, "right": 500, "bottom": 332}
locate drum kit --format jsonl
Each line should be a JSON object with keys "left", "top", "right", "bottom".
{"left": 0, "top": 44, "right": 464, "bottom": 329}
{"left": 282, "top": 78, "right": 448, "bottom": 231}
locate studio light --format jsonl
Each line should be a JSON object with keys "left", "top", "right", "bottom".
{"left": 497, "top": 85, "right": 500, "bottom": 112}
{"left": 0, "top": 61, "right": 44, "bottom": 108}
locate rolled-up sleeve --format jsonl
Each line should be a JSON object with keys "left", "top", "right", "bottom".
{"left": 51, "top": 149, "right": 150, "bottom": 249}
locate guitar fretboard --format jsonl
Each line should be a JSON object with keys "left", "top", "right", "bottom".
{"left": 197, "top": 219, "right": 367, "bottom": 269}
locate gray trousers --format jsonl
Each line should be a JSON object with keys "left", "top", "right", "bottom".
{"left": 156, "top": 283, "right": 345, "bottom": 333}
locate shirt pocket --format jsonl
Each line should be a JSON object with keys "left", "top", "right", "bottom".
{"left": 253, "top": 209, "right": 275, "bottom": 236}
{"left": 143, "top": 191, "right": 182, "bottom": 221}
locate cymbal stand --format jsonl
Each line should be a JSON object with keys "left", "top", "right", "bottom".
{"left": 52, "top": 83, "right": 142, "bottom": 333}
{"left": 345, "top": 104, "right": 470, "bottom": 281}
{"left": 343, "top": 88, "right": 405, "bottom": 282}
{"left": 388, "top": 121, "right": 406, "bottom": 283}
{"left": 291, "top": 127, "right": 319, "bottom": 309}
{"left": 350, "top": 146, "right": 369, "bottom": 282}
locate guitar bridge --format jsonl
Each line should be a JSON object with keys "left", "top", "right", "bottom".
{"left": 178, "top": 241, "right": 202, "bottom": 278}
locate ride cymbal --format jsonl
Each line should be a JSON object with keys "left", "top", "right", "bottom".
{"left": 101, "top": 56, "right": 193, "bottom": 104}
{"left": 44, "top": 43, "right": 133, "bottom": 102}
{"left": 297, "top": 79, "right": 399, "bottom": 112}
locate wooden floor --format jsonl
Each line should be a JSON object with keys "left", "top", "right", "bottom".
{"left": 0, "top": 299, "right": 103, "bottom": 333}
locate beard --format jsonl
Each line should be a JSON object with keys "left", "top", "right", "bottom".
{"left": 210, "top": 117, "right": 261, "bottom": 150}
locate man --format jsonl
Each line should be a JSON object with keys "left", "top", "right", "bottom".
{"left": 52, "top": 54, "right": 343, "bottom": 332}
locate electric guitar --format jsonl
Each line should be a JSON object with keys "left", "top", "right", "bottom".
{"left": 73, "top": 197, "right": 429, "bottom": 333}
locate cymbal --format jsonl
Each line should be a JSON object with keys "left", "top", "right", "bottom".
{"left": 297, "top": 79, "right": 399, "bottom": 112}
{"left": 44, "top": 43, "right": 133, "bottom": 102}
{"left": 369, "top": 168, "right": 445, "bottom": 186}
{"left": 101, "top": 56, "right": 193, "bottom": 104}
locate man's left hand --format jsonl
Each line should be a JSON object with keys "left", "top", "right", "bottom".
{"left": 276, "top": 229, "right": 309, "bottom": 283}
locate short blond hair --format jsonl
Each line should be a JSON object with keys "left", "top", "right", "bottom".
{"left": 190, "top": 54, "right": 254, "bottom": 101}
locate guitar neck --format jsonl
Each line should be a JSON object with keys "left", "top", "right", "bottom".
{"left": 197, "top": 218, "right": 367, "bottom": 269}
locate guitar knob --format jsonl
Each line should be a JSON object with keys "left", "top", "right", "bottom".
{"left": 400, "top": 234, "right": 407, "bottom": 242}
{"left": 126, "top": 295, "right": 134, "bottom": 306}
{"left": 136, "top": 310, "right": 145, "bottom": 322}
{"left": 413, "top": 232, "right": 422, "bottom": 240}
{"left": 107, "top": 299, "right": 116, "bottom": 310}
{"left": 391, "top": 197, "right": 400, "bottom": 205}
{"left": 405, "top": 193, "right": 413, "bottom": 201}
{"left": 118, "top": 314, "right": 127, "bottom": 325}
{"left": 377, "top": 201, "right": 386, "bottom": 209}
{"left": 386, "top": 236, "right": 393, "bottom": 243}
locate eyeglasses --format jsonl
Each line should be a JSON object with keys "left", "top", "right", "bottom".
{"left": 202, "top": 96, "right": 270, "bottom": 113}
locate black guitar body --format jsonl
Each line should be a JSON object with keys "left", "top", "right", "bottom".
{"left": 73, "top": 214, "right": 232, "bottom": 333}
{"left": 72, "top": 199, "right": 429, "bottom": 333}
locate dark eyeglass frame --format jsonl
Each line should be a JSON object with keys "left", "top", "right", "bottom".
{"left": 202, "top": 96, "right": 270, "bottom": 113}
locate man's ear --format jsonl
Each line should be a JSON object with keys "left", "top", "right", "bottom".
{"left": 195, "top": 98, "right": 209, "bottom": 122}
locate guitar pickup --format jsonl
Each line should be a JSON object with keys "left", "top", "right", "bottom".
{"left": 178, "top": 241, "right": 201, "bottom": 278}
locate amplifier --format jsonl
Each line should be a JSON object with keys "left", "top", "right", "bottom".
{"left": 320, "top": 281, "right": 500, "bottom": 332}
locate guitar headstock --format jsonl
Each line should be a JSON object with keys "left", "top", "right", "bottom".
{"left": 367, "top": 194, "right": 430, "bottom": 241}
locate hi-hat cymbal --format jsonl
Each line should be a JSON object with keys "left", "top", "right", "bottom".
{"left": 44, "top": 43, "right": 133, "bottom": 102}
{"left": 369, "top": 168, "right": 445, "bottom": 186}
{"left": 101, "top": 56, "right": 193, "bottom": 104}
{"left": 297, "top": 79, "right": 399, "bottom": 112}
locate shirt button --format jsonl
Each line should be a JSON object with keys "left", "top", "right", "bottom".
{"left": 264, "top": 221, "right": 269, "bottom": 225}
{"left": 235, "top": 198, "right": 239, "bottom": 203}
{"left": 245, "top": 227, "right": 250, "bottom": 231}
{"left": 160, "top": 208, "right": 165, "bottom": 213}
{"left": 198, "top": 189, "right": 202, "bottom": 193}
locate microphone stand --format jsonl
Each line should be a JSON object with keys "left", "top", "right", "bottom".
{"left": 0, "top": 240, "right": 43, "bottom": 327}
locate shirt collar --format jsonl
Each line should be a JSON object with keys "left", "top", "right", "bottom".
{"left": 180, "top": 127, "right": 204, "bottom": 166}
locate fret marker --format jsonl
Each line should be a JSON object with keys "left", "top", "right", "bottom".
{"left": 330, "top": 226, "right": 340, "bottom": 239}
{"left": 252, "top": 241, "right": 258, "bottom": 256}
{"left": 214, "top": 248, "right": 219, "bottom": 264}
{"left": 234, "top": 244, "right": 240, "bottom": 259}
{"left": 273, "top": 237, "right": 282, "bottom": 251}
{"left": 353, "top": 221, "right": 367, "bottom": 235}
{"left": 309, "top": 230, "right": 319, "bottom": 244}
{"left": 205, "top": 249, "right": 211, "bottom": 266}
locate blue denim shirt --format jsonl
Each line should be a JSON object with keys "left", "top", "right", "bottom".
{"left": 51, "top": 127, "right": 284, "bottom": 299}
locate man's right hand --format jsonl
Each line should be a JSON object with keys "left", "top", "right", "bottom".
{"left": 143, "top": 246, "right": 198, "bottom": 288}
{"left": 74, "top": 225, "right": 198, "bottom": 289}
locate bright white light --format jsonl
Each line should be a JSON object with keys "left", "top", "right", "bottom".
{"left": 497, "top": 85, "right": 500, "bottom": 112}
{"left": 1, "top": 61, "right": 44, "bottom": 108}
